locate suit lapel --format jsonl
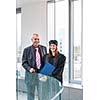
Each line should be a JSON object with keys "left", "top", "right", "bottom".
{"left": 30, "top": 46, "right": 36, "bottom": 61}
{"left": 39, "top": 45, "right": 44, "bottom": 58}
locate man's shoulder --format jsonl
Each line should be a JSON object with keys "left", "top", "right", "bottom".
{"left": 24, "top": 45, "right": 32, "bottom": 50}
{"left": 39, "top": 45, "right": 46, "bottom": 48}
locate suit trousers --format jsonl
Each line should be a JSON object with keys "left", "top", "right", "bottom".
{"left": 25, "top": 72, "right": 49, "bottom": 100}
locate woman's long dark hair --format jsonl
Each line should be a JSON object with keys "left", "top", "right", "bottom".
{"left": 48, "top": 47, "right": 59, "bottom": 59}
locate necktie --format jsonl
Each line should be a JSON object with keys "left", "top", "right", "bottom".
{"left": 35, "top": 48, "right": 41, "bottom": 69}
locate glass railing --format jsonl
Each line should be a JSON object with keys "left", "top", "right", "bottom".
{"left": 16, "top": 72, "right": 64, "bottom": 100}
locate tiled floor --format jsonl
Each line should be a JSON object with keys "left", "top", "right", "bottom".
{"left": 17, "top": 88, "right": 83, "bottom": 100}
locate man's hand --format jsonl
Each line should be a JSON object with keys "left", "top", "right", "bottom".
{"left": 29, "top": 68, "right": 35, "bottom": 73}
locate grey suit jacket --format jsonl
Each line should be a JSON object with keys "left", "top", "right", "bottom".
{"left": 22, "top": 45, "right": 47, "bottom": 84}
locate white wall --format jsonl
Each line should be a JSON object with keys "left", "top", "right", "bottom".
{"left": 83, "top": 0, "right": 100, "bottom": 100}
{"left": 21, "top": 1, "right": 47, "bottom": 50}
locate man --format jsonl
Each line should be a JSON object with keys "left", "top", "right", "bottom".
{"left": 22, "top": 33, "right": 47, "bottom": 100}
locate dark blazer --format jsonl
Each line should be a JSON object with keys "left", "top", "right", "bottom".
{"left": 43, "top": 53, "right": 66, "bottom": 83}
{"left": 22, "top": 45, "right": 47, "bottom": 84}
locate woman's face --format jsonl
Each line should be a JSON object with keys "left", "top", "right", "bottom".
{"left": 49, "top": 44, "right": 57, "bottom": 52}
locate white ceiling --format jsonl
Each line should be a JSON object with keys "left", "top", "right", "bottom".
{"left": 16, "top": 0, "right": 47, "bottom": 8}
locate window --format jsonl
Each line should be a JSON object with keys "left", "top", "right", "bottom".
{"left": 47, "top": 0, "right": 69, "bottom": 85}
{"left": 47, "top": 2, "right": 55, "bottom": 41}
{"left": 47, "top": 0, "right": 83, "bottom": 85}
{"left": 55, "top": 0, "right": 69, "bottom": 85}
{"left": 16, "top": 8, "right": 22, "bottom": 79}
{"left": 69, "top": 0, "right": 82, "bottom": 84}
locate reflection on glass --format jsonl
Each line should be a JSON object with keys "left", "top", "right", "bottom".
{"left": 16, "top": 73, "right": 63, "bottom": 100}
{"left": 16, "top": 13, "right": 25, "bottom": 79}
{"left": 16, "top": 13, "right": 22, "bottom": 78}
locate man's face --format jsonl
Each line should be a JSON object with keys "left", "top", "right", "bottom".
{"left": 32, "top": 34, "right": 40, "bottom": 47}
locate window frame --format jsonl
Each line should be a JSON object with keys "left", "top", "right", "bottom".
{"left": 69, "top": 0, "right": 83, "bottom": 84}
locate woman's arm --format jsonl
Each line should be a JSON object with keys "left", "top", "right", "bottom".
{"left": 52, "top": 55, "right": 66, "bottom": 82}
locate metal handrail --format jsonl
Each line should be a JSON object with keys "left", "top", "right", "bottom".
{"left": 51, "top": 82, "right": 64, "bottom": 100}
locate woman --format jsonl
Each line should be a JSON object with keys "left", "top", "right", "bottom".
{"left": 43, "top": 40, "right": 66, "bottom": 83}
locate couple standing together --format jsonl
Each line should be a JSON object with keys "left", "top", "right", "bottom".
{"left": 22, "top": 33, "right": 66, "bottom": 100}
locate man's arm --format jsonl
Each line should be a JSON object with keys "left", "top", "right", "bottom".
{"left": 22, "top": 48, "right": 35, "bottom": 72}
